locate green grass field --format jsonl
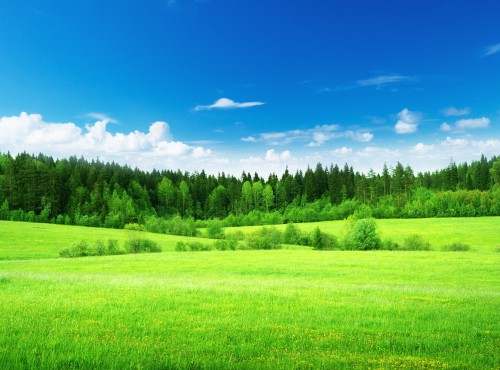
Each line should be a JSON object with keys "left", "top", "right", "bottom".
{"left": 0, "top": 221, "right": 210, "bottom": 259}
{"left": 0, "top": 219, "right": 499, "bottom": 369}
{"left": 226, "top": 216, "right": 500, "bottom": 252}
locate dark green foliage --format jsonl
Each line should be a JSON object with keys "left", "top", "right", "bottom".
{"left": 400, "top": 235, "right": 431, "bottom": 251}
{"left": 213, "top": 239, "right": 238, "bottom": 251}
{"left": 246, "top": 227, "right": 282, "bottom": 250}
{"left": 124, "top": 238, "right": 161, "bottom": 253}
{"left": 381, "top": 239, "right": 400, "bottom": 251}
{"left": 59, "top": 238, "right": 157, "bottom": 257}
{"left": 124, "top": 223, "right": 146, "bottom": 231}
{"left": 442, "top": 242, "right": 471, "bottom": 252}
{"left": 0, "top": 151, "right": 498, "bottom": 228}
{"left": 175, "top": 241, "right": 212, "bottom": 252}
{"left": 344, "top": 219, "right": 381, "bottom": 250}
{"left": 206, "top": 219, "right": 225, "bottom": 239}
{"left": 282, "top": 223, "right": 302, "bottom": 244}
{"left": 59, "top": 239, "right": 127, "bottom": 258}
{"left": 310, "top": 227, "right": 338, "bottom": 250}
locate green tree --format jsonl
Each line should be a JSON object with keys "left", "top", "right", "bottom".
{"left": 158, "top": 177, "right": 176, "bottom": 216}
{"left": 262, "top": 184, "right": 274, "bottom": 212}
{"left": 344, "top": 218, "right": 381, "bottom": 250}
{"left": 241, "top": 181, "right": 253, "bottom": 214}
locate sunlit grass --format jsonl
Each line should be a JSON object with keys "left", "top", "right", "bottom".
{"left": 0, "top": 221, "right": 208, "bottom": 259}
{"left": 1, "top": 250, "right": 499, "bottom": 369}
{"left": 226, "top": 216, "right": 500, "bottom": 252}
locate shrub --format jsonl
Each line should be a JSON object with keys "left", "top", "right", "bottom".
{"left": 401, "top": 235, "right": 431, "bottom": 251}
{"left": 124, "top": 238, "right": 161, "bottom": 253}
{"left": 344, "top": 218, "right": 381, "bottom": 250}
{"left": 107, "top": 239, "right": 126, "bottom": 255}
{"left": 282, "top": 223, "right": 302, "bottom": 245}
{"left": 442, "top": 242, "right": 471, "bottom": 252}
{"left": 206, "top": 219, "right": 225, "bottom": 239}
{"left": 124, "top": 223, "right": 146, "bottom": 231}
{"left": 59, "top": 241, "right": 90, "bottom": 258}
{"left": 310, "top": 227, "right": 338, "bottom": 250}
{"left": 175, "top": 241, "right": 188, "bottom": 252}
{"left": 246, "top": 227, "right": 282, "bottom": 250}
{"left": 381, "top": 238, "right": 400, "bottom": 251}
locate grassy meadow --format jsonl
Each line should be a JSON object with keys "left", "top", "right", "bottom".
{"left": 225, "top": 216, "right": 500, "bottom": 252}
{"left": 0, "top": 218, "right": 499, "bottom": 369}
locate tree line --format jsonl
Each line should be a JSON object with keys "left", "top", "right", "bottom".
{"left": 0, "top": 151, "right": 499, "bottom": 228}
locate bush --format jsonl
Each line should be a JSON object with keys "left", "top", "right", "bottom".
{"left": 282, "top": 223, "right": 302, "bottom": 245}
{"left": 106, "top": 239, "right": 125, "bottom": 255}
{"left": 59, "top": 241, "right": 90, "bottom": 258}
{"left": 206, "top": 219, "right": 225, "bottom": 239}
{"left": 175, "top": 241, "right": 188, "bottom": 252}
{"left": 442, "top": 242, "right": 471, "bottom": 252}
{"left": 344, "top": 218, "right": 381, "bottom": 250}
{"left": 246, "top": 227, "right": 282, "bottom": 250}
{"left": 381, "top": 238, "right": 400, "bottom": 251}
{"left": 124, "top": 238, "right": 161, "bottom": 253}
{"left": 400, "top": 235, "right": 431, "bottom": 251}
{"left": 310, "top": 227, "right": 338, "bottom": 250}
{"left": 124, "top": 223, "right": 146, "bottom": 231}
{"left": 213, "top": 239, "right": 238, "bottom": 251}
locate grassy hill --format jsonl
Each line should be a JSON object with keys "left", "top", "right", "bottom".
{"left": 0, "top": 219, "right": 499, "bottom": 368}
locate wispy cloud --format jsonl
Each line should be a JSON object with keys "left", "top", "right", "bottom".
{"left": 87, "top": 112, "right": 118, "bottom": 124}
{"left": 441, "top": 106, "right": 470, "bottom": 117}
{"left": 194, "top": 98, "right": 264, "bottom": 111}
{"left": 456, "top": 117, "right": 490, "bottom": 129}
{"left": 241, "top": 124, "right": 373, "bottom": 146}
{"left": 357, "top": 74, "right": 413, "bottom": 88}
{"left": 483, "top": 43, "right": 500, "bottom": 57}
{"left": 440, "top": 117, "right": 490, "bottom": 132}
{"left": 394, "top": 108, "right": 420, "bottom": 134}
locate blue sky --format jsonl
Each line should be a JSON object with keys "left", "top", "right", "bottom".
{"left": 0, "top": 0, "right": 499, "bottom": 175}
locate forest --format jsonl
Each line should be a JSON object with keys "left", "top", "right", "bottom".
{"left": 0, "top": 151, "right": 499, "bottom": 230}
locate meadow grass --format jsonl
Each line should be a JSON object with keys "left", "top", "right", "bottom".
{"left": 225, "top": 216, "right": 500, "bottom": 252}
{"left": 0, "top": 221, "right": 209, "bottom": 259}
{"left": 0, "top": 250, "right": 498, "bottom": 369}
{"left": 0, "top": 219, "right": 499, "bottom": 368}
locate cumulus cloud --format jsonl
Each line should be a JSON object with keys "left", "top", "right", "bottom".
{"left": 483, "top": 43, "right": 500, "bottom": 57}
{"left": 0, "top": 112, "right": 223, "bottom": 172}
{"left": 441, "top": 106, "right": 470, "bottom": 117}
{"left": 194, "top": 98, "right": 264, "bottom": 111}
{"left": 394, "top": 108, "right": 420, "bottom": 134}
{"left": 265, "top": 149, "right": 291, "bottom": 162}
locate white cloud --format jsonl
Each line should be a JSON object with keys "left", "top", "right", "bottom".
{"left": 265, "top": 149, "right": 291, "bottom": 162}
{"left": 87, "top": 112, "right": 118, "bottom": 123}
{"left": 194, "top": 98, "right": 264, "bottom": 111}
{"left": 441, "top": 106, "right": 470, "bottom": 117}
{"left": 483, "top": 43, "right": 500, "bottom": 57}
{"left": 394, "top": 108, "right": 420, "bottom": 134}
{"left": 344, "top": 130, "right": 374, "bottom": 142}
{"left": 440, "top": 122, "right": 452, "bottom": 132}
{"left": 411, "top": 143, "right": 434, "bottom": 155}
{"left": 333, "top": 147, "right": 352, "bottom": 155}
{"left": 455, "top": 117, "right": 490, "bottom": 129}
{"left": 241, "top": 136, "right": 256, "bottom": 142}
{"left": 247, "top": 124, "right": 372, "bottom": 147}
{"left": 0, "top": 112, "right": 224, "bottom": 173}
{"left": 357, "top": 74, "right": 412, "bottom": 87}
